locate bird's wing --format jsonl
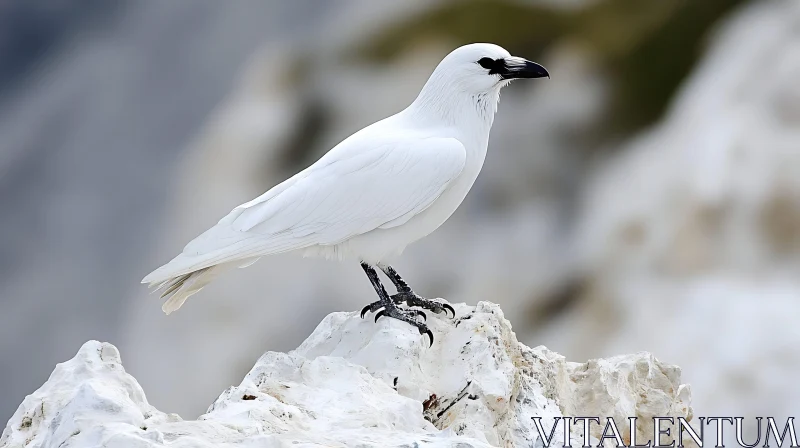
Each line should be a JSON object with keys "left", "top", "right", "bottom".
{"left": 142, "top": 136, "right": 466, "bottom": 284}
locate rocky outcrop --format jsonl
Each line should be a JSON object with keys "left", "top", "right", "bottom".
{"left": 1, "top": 302, "right": 690, "bottom": 447}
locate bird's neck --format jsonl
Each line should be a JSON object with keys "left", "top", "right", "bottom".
{"left": 406, "top": 78, "right": 500, "bottom": 135}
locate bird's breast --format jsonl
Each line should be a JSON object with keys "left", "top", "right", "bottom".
{"left": 392, "top": 138, "right": 488, "bottom": 238}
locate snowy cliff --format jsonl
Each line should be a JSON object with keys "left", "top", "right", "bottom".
{"left": 1, "top": 302, "right": 691, "bottom": 447}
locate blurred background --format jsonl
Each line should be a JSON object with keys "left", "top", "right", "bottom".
{"left": 1, "top": 0, "right": 798, "bottom": 429}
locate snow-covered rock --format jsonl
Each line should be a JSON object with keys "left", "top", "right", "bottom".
{"left": 1, "top": 302, "right": 691, "bottom": 448}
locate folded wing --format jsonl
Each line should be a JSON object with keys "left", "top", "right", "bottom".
{"left": 142, "top": 136, "right": 466, "bottom": 284}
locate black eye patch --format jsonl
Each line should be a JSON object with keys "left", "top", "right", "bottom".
{"left": 477, "top": 57, "right": 505, "bottom": 75}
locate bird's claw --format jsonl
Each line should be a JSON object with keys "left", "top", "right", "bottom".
{"left": 409, "top": 309, "right": 427, "bottom": 321}
{"left": 361, "top": 300, "right": 385, "bottom": 318}
{"left": 375, "top": 308, "right": 426, "bottom": 323}
{"left": 361, "top": 304, "right": 373, "bottom": 318}
{"left": 442, "top": 303, "right": 456, "bottom": 318}
{"left": 369, "top": 303, "right": 433, "bottom": 346}
{"left": 391, "top": 292, "right": 456, "bottom": 319}
{"left": 363, "top": 292, "right": 453, "bottom": 320}
{"left": 422, "top": 328, "right": 434, "bottom": 347}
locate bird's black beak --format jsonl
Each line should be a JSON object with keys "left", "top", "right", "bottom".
{"left": 498, "top": 58, "right": 549, "bottom": 80}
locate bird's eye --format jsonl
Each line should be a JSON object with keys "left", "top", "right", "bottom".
{"left": 477, "top": 57, "right": 505, "bottom": 75}
{"left": 477, "top": 57, "right": 495, "bottom": 69}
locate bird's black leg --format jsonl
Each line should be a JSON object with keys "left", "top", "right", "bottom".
{"left": 359, "top": 262, "right": 397, "bottom": 317}
{"left": 379, "top": 264, "right": 455, "bottom": 318}
{"left": 359, "top": 262, "right": 433, "bottom": 345}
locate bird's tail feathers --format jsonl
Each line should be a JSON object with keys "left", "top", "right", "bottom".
{"left": 141, "top": 227, "right": 314, "bottom": 314}
{"left": 152, "top": 266, "right": 221, "bottom": 314}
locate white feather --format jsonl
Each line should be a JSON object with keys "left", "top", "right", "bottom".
{"left": 143, "top": 136, "right": 466, "bottom": 285}
{"left": 238, "top": 257, "right": 260, "bottom": 268}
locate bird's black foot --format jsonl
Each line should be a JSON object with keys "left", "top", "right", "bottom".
{"left": 361, "top": 299, "right": 427, "bottom": 321}
{"left": 374, "top": 304, "right": 434, "bottom": 346}
{"left": 392, "top": 291, "right": 455, "bottom": 318}
{"left": 359, "top": 263, "right": 435, "bottom": 346}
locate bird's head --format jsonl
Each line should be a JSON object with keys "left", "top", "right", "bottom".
{"left": 433, "top": 43, "right": 549, "bottom": 94}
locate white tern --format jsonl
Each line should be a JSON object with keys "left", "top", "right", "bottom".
{"left": 142, "top": 43, "right": 549, "bottom": 344}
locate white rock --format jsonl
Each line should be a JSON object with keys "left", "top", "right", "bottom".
{"left": 2, "top": 302, "right": 690, "bottom": 448}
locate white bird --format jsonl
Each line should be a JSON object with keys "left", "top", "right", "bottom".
{"left": 142, "top": 43, "right": 548, "bottom": 344}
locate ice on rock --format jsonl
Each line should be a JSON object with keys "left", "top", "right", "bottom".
{"left": 2, "top": 302, "right": 691, "bottom": 447}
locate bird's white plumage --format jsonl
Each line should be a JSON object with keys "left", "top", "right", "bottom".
{"left": 143, "top": 43, "right": 540, "bottom": 313}
{"left": 231, "top": 137, "right": 465, "bottom": 235}
{"left": 143, "top": 135, "right": 465, "bottom": 284}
